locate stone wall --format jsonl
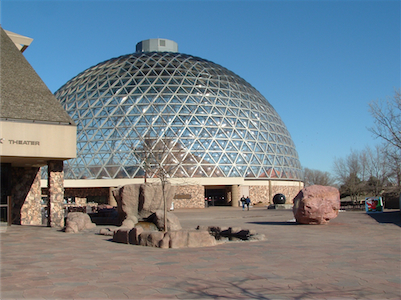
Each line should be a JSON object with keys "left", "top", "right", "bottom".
{"left": 75, "top": 197, "right": 87, "bottom": 206}
{"left": 271, "top": 185, "right": 301, "bottom": 204}
{"left": 21, "top": 169, "right": 42, "bottom": 225}
{"left": 11, "top": 167, "right": 42, "bottom": 225}
{"left": 249, "top": 182, "right": 302, "bottom": 205}
{"left": 48, "top": 160, "right": 65, "bottom": 228}
{"left": 173, "top": 185, "right": 205, "bottom": 209}
{"left": 249, "top": 185, "right": 270, "bottom": 204}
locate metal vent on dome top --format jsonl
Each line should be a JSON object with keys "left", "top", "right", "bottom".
{"left": 135, "top": 38, "right": 178, "bottom": 53}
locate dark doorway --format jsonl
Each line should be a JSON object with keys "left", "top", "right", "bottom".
{"left": 1, "top": 163, "right": 11, "bottom": 225}
{"left": 205, "top": 186, "right": 229, "bottom": 206}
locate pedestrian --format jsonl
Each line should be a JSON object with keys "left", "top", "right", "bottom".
{"left": 240, "top": 195, "right": 246, "bottom": 210}
{"left": 245, "top": 196, "right": 251, "bottom": 210}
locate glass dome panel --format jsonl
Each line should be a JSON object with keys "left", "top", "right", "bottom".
{"left": 53, "top": 51, "right": 302, "bottom": 180}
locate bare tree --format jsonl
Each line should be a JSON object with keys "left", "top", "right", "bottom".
{"left": 135, "top": 135, "right": 182, "bottom": 231}
{"left": 362, "top": 145, "right": 390, "bottom": 196}
{"left": 333, "top": 150, "right": 362, "bottom": 184}
{"left": 333, "top": 145, "right": 398, "bottom": 198}
{"left": 333, "top": 156, "right": 348, "bottom": 185}
{"left": 302, "top": 167, "right": 335, "bottom": 187}
{"left": 333, "top": 151, "right": 364, "bottom": 201}
{"left": 369, "top": 89, "right": 401, "bottom": 150}
{"left": 383, "top": 145, "right": 401, "bottom": 187}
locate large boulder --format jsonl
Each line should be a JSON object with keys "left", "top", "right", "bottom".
{"left": 113, "top": 184, "right": 140, "bottom": 225}
{"left": 112, "top": 182, "right": 176, "bottom": 224}
{"left": 293, "top": 185, "right": 340, "bottom": 225}
{"left": 138, "top": 183, "right": 176, "bottom": 218}
{"left": 65, "top": 212, "right": 96, "bottom": 233}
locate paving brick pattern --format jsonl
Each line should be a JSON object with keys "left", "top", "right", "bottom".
{"left": 1, "top": 207, "right": 400, "bottom": 299}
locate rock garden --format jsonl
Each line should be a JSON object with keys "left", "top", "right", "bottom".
{"left": 63, "top": 184, "right": 341, "bottom": 248}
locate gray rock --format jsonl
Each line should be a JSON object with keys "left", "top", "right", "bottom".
{"left": 149, "top": 210, "right": 182, "bottom": 231}
{"left": 113, "top": 228, "right": 130, "bottom": 244}
{"left": 112, "top": 182, "right": 176, "bottom": 225}
{"left": 187, "top": 231, "right": 217, "bottom": 248}
{"left": 121, "top": 217, "right": 138, "bottom": 229}
{"left": 160, "top": 230, "right": 217, "bottom": 248}
{"left": 135, "top": 221, "right": 159, "bottom": 232}
{"left": 139, "top": 183, "right": 176, "bottom": 218}
{"left": 99, "top": 228, "right": 114, "bottom": 236}
{"left": 113, "top": 184, "right": 140, "bottom": 225}
{"left": 129, "top": 227, "right": 143, "bottom": 245}
{"left": 64, "top": 212, "right": 96, "bottom": 233}
{"left": 112, "top": 227, "right": 144, "bottom": 245}
{"left": 139, "top": 231, "right": 165, "bottom": 247}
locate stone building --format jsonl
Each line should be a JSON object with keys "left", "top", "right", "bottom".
{"left": 0, "top": 27, "right": 76, "bottom": 228}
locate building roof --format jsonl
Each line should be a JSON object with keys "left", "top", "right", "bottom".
{"left": 0, "top": 27, "right": 74, "bottom": 125}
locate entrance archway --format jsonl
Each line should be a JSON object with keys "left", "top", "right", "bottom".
{"left": 204, "top": 186, "right": 230, "bottom": 206}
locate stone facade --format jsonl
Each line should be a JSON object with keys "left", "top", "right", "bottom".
{"left": 75, "top": 197, "right": 87, "bottom": 206}
{"left": 173, "top": 185, "right": 205, "bottom": 209}
{"left": 48, "top": 160, "right": 65, "bottom": 228}
{"left": 249, "top": 185, "right": 270, "bottom": 204}
{"left": 11, "top": 167, "right": 42, "bottom": 225}
{"left": 249, "top": 182, "right": 302, "bottom": 205}
{"left": 271, "top": 185, "right": 302, "bottom": 204}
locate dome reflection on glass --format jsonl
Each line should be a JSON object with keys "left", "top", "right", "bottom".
{"left": 55, "top": 41, "right": 301, "bottom": 180}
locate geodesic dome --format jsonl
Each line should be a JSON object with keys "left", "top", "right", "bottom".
{"left": 55, "top": 40, "right": 301, "bottom": 180}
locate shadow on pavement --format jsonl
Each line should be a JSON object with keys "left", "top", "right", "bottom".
{"left": 173, "top": 276, "right": 376, "bottom": 300}
{"left": 246, "top": 221, "right": 298, "bottom": 226}
{"left": 367, "top": 210, "right": 401, "bottom": 227}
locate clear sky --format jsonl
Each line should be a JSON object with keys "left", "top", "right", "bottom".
{"left": 1, "top": 0, "right": 400, "bottom": 174}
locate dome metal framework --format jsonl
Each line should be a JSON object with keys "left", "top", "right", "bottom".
{"left": 55, "top": 50, "right": 302, "bottom": 180}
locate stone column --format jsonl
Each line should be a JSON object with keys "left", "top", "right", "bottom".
{"left": 10, "top": 166, "right": 41, "bottom": 225}
{"left": 226, "top": 186, "right": 232, "bottom": 206}
{"left": 21, "top": 169, "right": 42, "bottom": 225}
{"left": 269, "top": 180, "right": 272, "bottom": 204}
{"left": 109, "top": 187, "right": 117, "bottom": 207}
{"left": 231, "top": 185, "right": 240, "bottom": 207}
{"left": 47, "top": 160, "right": 65, "bottom": 228}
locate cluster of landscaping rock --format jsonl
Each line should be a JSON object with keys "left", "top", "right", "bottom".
{"left": 108, "top": 224, "right": 265, "bottom": 248}
{"left": 110, "top": 226, "right": 217, "bottom": 248}
{"left": 63, "top": 183, "right": 341, "bottom": 249}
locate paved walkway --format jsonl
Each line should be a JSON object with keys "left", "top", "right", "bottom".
{"left": 1, "top": 207, "right": 400, "bottom": 299}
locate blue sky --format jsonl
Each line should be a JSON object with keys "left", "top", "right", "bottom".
{"left": 1, "top": 0, "right": 400, "bottom": 174}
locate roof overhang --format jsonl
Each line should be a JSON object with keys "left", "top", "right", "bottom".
{"left": 4, "top": 30, "right": 33, "bottom": 53}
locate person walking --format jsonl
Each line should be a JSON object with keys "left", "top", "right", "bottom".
{"left": 245, "top": 196, "right": 251, "bottom": 211}
{"left": 240, "top": 195, "right": 246, "bottom": 210}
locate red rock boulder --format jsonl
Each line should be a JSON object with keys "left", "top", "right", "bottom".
{"left": 293, "top": 185, "right": 340, "bottom": 224}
